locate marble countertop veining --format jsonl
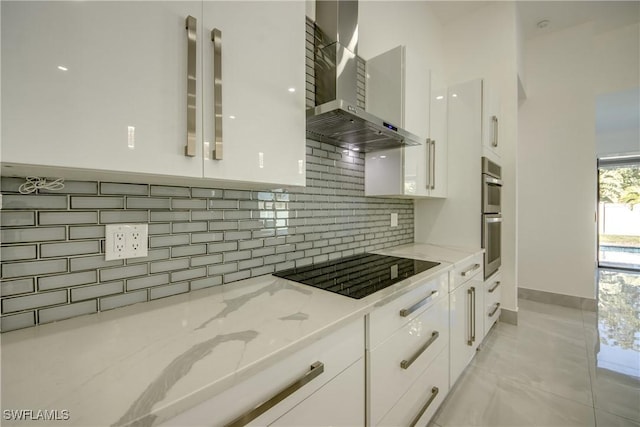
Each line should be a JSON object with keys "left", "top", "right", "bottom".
{"left": 0, "top": 243, "right": 480, "bottom": 427}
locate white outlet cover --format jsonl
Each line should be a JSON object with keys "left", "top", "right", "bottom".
{"left": 105, "top": 223, "right": 148, "bottom": 261}
{"left": 390, "top": 213, "right": 398, "bottom": 227}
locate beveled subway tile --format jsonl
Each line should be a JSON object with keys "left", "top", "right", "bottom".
{"left": 127, "top": 273, "right": 169, "bottom": 291}
{"left": 0, "top": 311, "right": 35, "bottom": 332}
{"left": 210, "top": 221, "right": 238, "bottom": 231}
{"left": 191, "top": 188, "right": 223, "bottom": 199}
{"left": 224, "top": 210, "right": 251, "bottom": 220}
{"left": 70, "top": 255, "right": 123, "bottom": 271}
{"left": 1, "top": 212, "right": 35, "bottom": 227}
{"left": 148, "top": 223, "right": 171, "bottom": 235}
{"left": 208, "top": 263, "right": 237, "bottom": 276}
{"left": 1, "top": 278, "right": 34, "bottom": 297}
{"left": 1, "top": 245, "right": 37, "bottom": 262}
{"left": 100, "top": 182, "right": 148, "bottom": 196}
{"left": 149, "top": 258, "right": 189, "bottom": 274}
{"left": 149, "top": 234, "right": 190, "bottom": 248}
{"left": 224, "top": 231, "right": 252, "bottom": 241}
{"left": 125, "top": 248, "right": 171, "bottom": 264}
{"left": 69, "top": 226, "right": 106, "bottom": 240}
{"left": 209, "top": 200, "right": 238, "bottom": 210}
{"left": 190, "top": 276, "right": 222, "bottom": 290}
{"left": 1, "top": 227, "right": 66, "bottom": 244}
{"left": 71, "top": 281, "right": 124, "bottom": 302}
{"left": 99, "top": 264, "right": 148, "bottom": 282}
{"left": 100, "top": 210, "right": 149, "bottom": 223}
{"left": 208, "top": 242, "right": 238, "bottom": 253}
{"left": 150, "top": 211, "right": 190, "bottom": 222}
{"left": 190, "top": 254, "right": 223, "bottom": 267}
{"left": 71, "top": 196, "right": 124, "bottom": 209}
{"left": 192, "top": 211, "right": 223, "bottom": 221}
{"left": 39, "top": 300, "right": 97, "bottom": 324}
{"left": 224, "top": 270, "right": 250, "bottom": 284}
{"left": 171, "top": 199, "right": 206, "bottom": 210}
{"left": 40, "top": 180, "right": 97, "bottom": 194}
{"left": 171, "top": 244, "right": 207, "bottom": 258}
{"left": 172, "top": 222, "right": 208, "bottom": 233}
{"left": 100, "top": 290, "right": 147, "bottom": 311}
{"left": 2, "top": 195, "right": 67, "bottom": 210}
{"left": 224, "top": 251, "right": 251, "bottom": 262}
{"left": 237, "top": 220, "right": 263, "bottom": 230}
{"left": 2, "top": 259, "right": 68, "bottom": 280}
{"left": 1, "top": 177, "right": 27, "bottom": 193}
{"left": 150, "top": 282, "right": 189, "bottom": 300}
{"left": 126, "top": 197, "right": 171, "bottom": 209}
{"left": 171, "top": 267, "right": 206, "bottom": 282}
{"left": 224, "top": 190, "right": 252, "bottom": 200}
{"left": 251, "top": 247, "right": 275, "bottom": 258}
{"left": 2, "top": 290, "right": 67, "bottom": 314}
{"left": 40, "top": 241, "right": 100, "bottom": 258}
{"left": 150, "top": 185, "right": 190, "bottom": 198}
{"left": 191, "top": 232, "right": 224, "bottom": 244}
{"left": 238, "top": 258, "right": 263, "bottom": 270}
{"left": 39, "top": 271, "right": 97, "bottom": 291}
{"left": 239, "top": 240, "right": 263, "bottom": 250}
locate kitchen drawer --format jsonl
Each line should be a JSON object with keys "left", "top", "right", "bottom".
{"left": 369, "top": 297, "right": 448, "bottom": 426}
{"left": 450, "top": 252, "right": 484, "bottom": 292}
{"left": 160, "top": 318, "right": 363, "bottom": 426}
{"left": 377, "top": 345, "right": 449, "bottom": 427}
{"left": 271, "top": 358, "right": 364, "bottom": 426}
{"left": 483, "top": 271, "right": 502, "bottom": 337}
{"left": 368, "top": 271, "right": 448, "bottom": 349}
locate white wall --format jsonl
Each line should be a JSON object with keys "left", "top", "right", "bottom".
{"left": 518, "top": 23, "right": 597, "bottom": 300}
{"left": 415, "top": 2, "right": 519, "bottom": 313}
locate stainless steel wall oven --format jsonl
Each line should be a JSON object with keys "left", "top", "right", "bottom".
{"left": 482, "top": 157, "right": 502, "bottom": 279}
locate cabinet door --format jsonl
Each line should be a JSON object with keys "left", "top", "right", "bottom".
{"left": 482, "top": 81, "right": 501, "bottom": 159}
{"left": 1, "top": 1, "right": 203, "bottom": 178}
{"left": 201, "top": 1, "right": 306, "bottom": 187}
{"left": 449, "top": 278, "right": 483, "bottom": 387}
{"left": 427, "top": 81, "right": 448, "bottom": 198}
{"left": 483, "top": 271, "right": 502, "bottom": 338}
{"left": 271, "top": 359, "right": 364, "bottom": 427}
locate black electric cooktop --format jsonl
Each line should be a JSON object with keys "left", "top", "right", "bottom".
{"left": 273, "top": 253, "right": 440, "bottom": 299}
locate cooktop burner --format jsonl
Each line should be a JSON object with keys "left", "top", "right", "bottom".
{"left": 273, "top": 253, "right": 440, "bottom": 299}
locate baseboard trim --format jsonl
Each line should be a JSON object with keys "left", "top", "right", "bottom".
{"left": 499, "top": 308, "right": 518, "bottom": 325}
{"left": 518, "top": 287, "right": 596, "bottom": 312}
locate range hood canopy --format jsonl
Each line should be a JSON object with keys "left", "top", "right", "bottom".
{"left": 306, "top": 0, "right": 422, "bottom": 152}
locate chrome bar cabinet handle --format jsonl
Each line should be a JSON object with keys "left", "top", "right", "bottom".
{"left": 467, "top": 287, "right": 473, "bottom": 346}
{"left": 408, "top": 387, "right": 440, "bottom": 427}
{"left": 488, "top": 281, "right": 501, "bottom": 293}
{"left": 400, "top": 331, "right": 439, "bottom": 370}
{"left": 461, "top": 263, "right": 480, "bottom": 277}
{"left": 399, "top": 290, "right": 438, "bottom": 317}
{"left": 430, "top": 139, "right": 436, "bottom": 190}
{"left": 489, "top": 302, "right": 501, "bottom": 318}
{"left": 471, "top": 286, "right": 476, "bottom": 343}
{"left": 224, "top": 361, "right": 324, "bottom": 427}
{"left": 492, "top": 115, "right": 498, "bottom": 147}
{"left": 184, "top": 16, "right": 197, "bottom": 157}
{"left": 211, "top": 28, "right": 223, "bottom": 160}
{"left": 425, "top": 138, "right": 431, "bottom": 190}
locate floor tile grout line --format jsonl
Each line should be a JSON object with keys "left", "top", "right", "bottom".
{"left": 582, "top": 307, "right": 599, "bottom": 426}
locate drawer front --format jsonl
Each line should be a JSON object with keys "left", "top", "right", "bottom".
{"left": 370, "top": 297, "right": 449, "bottom": 426}
{"left": 369, "top": 272, "right": 448, "bottom": 349}
{"left": 484, "top": 271, "right": 502, "bottom": 337}
{"left": 450, "top": 253, "right": 484, "bottom": 292}
{"left": 377, "top": 345, "right": 449, "bottom": 427}
{"left": 160, "top": 318, "right": 364, "bottom": 427}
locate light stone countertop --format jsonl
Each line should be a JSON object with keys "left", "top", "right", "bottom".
{"left": 0, "top": 243, "right": 481, "bottom": 427}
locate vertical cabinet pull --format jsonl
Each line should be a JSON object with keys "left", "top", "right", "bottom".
{"left": 471, "top": 287, "right": 476, "bottom": 343}
{"left": 224, "top": 361, "right": 324, "bottom": 427}
{"left": 492, "top": 115, "right": 498, "bottom": 147}
{"left": 467, "top": 287, "right": 473, "bottom": 346}
{"left": 425, "top": 138, "right": 431, "bottom": 190}
{"left": 408, "top": 387, "right": 440, "bottom": 427}
{"left": 400, "top": 331, "right": 439, "bottom": 370}
{"left": 184, "top": 16, "right": 197, "bottom": 157}
{"left": 489, "top": 302, "right": 501, "bottom": 318}
{"left": 211, "top": 28, "right": 223, "bottom": 160}
{"left": 430, "top": 140, "right": 436, "bottom": 190}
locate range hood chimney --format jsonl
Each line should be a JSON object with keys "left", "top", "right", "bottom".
{"left": 306, "top": 0, "right": 422, "bottom": 152}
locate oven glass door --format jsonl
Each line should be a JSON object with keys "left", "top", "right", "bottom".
{"left": 482, "top": 175, "right": 502, "bottom": 214}
{"left": 483, "top": 214, "right": 502, "bottom": 279}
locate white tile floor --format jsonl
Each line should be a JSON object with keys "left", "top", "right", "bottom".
{"left": 431, "top": 269, "right": 640, "bottom": 427}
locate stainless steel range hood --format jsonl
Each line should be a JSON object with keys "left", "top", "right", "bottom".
{"left": 306, "top": 0, "right": 422, "bottom": 152}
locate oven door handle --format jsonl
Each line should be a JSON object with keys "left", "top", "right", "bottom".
{"left": 484, "top": 176, "right": 503, "bottom": 186}
{"left": 484, "top": 217, "right": 502, "bottom": 223}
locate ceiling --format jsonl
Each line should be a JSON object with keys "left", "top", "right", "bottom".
{"left": 428, "top": 1, "right": 640, "bottom": 40}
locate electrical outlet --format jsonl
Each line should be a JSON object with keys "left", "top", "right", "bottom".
{"left": 390, "top": 213, "right": 398, "bottom": 227}
{"left": 105, "top": 224, "right": 148, "bottom": 260}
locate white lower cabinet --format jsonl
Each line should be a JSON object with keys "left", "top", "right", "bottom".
{"left": 483, "top": 270, "right": 502, "bottom": 338}
{"left": 377, "top": 345, "right": 449, "bottom": 427}
{"left": 449, "top": 255, "right": 484, "bottom": 388}
{"left": 159, "top": 318, "right": 363, "bottom": 427}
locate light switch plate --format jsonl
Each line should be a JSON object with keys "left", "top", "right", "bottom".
{"left": 390, "top": 213, "right": 398, "bottom": 227}
{"left": 105, "top": 224, "right": 148, "bottom": 260}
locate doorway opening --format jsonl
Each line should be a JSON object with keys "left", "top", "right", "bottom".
{"left": 598, "top": 155, "right": 640, "bottom": 271}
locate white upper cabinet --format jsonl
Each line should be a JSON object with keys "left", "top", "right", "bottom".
{"left": 364, "top": 46, "right": 447, "bottom": 199}
{"left": 201, "top": 1, "right": 306, "bottom": 187}
{"left": 482, "top": 80, "right": 502, "bottom": 160}
{"left": 1, "top": 1, "right": 306, "bottom": 187}
{"left": 1, "top": 1, "right": 204, "bottom": 179}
